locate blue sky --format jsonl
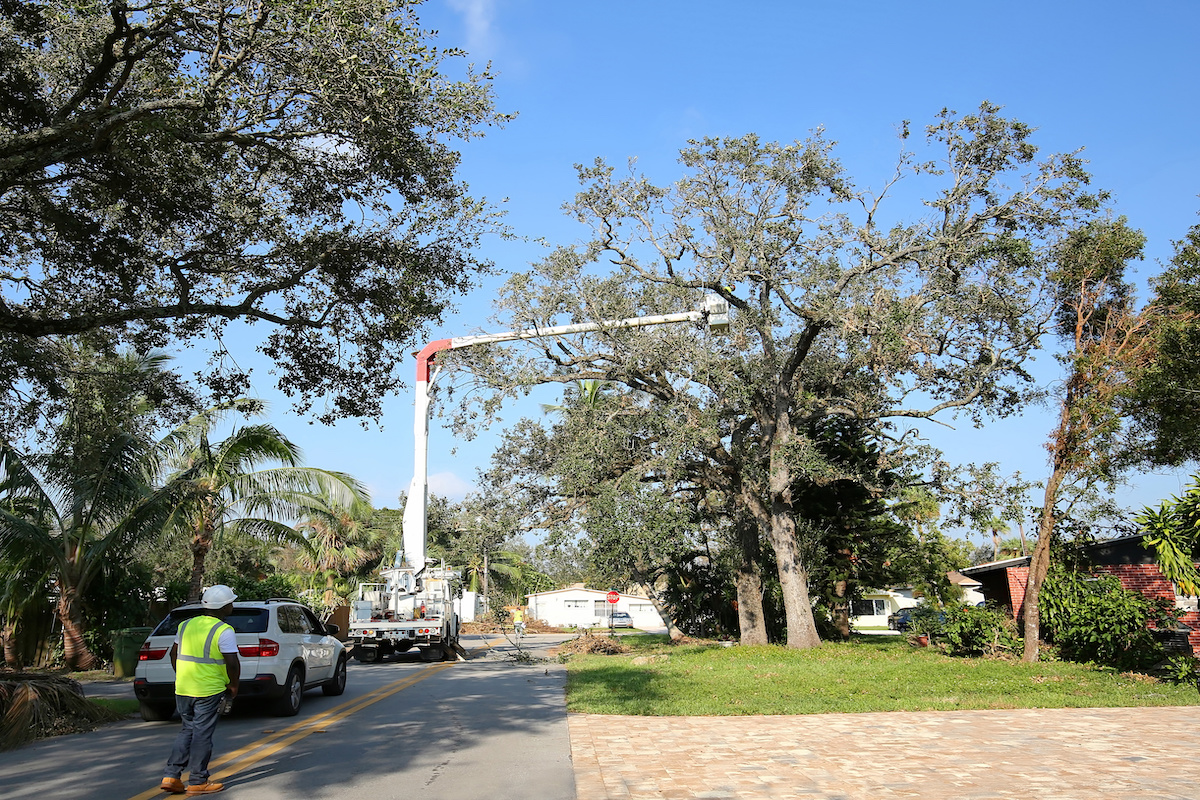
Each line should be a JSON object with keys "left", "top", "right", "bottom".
{"left": 236, "top": 1, "right": 1199, "bottom": 539}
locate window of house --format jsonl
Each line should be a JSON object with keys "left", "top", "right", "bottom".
{"left": 630, "top": 603, "right": 654, "bottom": 613}
{"left": 594, "top": 600, "right": 609, "bottom": 615}
{"left": 563, "top": 599, "right": 587, "bottom": 609}
{"left": 851, "top": 599, "right": 887, "bottom": 617}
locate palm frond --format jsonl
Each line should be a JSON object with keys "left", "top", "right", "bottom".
{"left": 229, "top": 467, "right": 367, "bottom": 508}
{"left": 212, "top": 425, "right": 303, "bottom": 474}
{"left": 154, "top": 400, "right": 262, "bottom": 471}
{"left": 0, "top": 675, "right": 124, "bottom": 751}
{"left": 225, "top": 518, "right": 314, "bottom": 554}
{"left": 0, "top": 442, "right": 58, "bottom": 517}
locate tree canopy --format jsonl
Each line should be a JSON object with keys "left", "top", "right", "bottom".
{"left": 1126, "top": 218, "right": 1200, "bottom": 466}
{"left": 453, "top": 104, "right": 1106, "bottom": 647}
{"left": 0, "top": 0, "right": 506, "bottom": 430}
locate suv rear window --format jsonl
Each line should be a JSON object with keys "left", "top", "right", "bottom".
{"left": 152, "top": 607, "right": 270, "bottom": 636}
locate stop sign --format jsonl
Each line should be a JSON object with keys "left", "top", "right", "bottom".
{"left": 606, "top": 591, "right": 620, "bottom": 604}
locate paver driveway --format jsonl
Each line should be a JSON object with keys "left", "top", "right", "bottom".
{"left": 569, "top": 706, "right": 1200, "bottom": 799}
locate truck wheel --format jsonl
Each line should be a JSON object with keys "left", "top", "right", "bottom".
{"left": 272, "top": 665, "right": 304, "bottom": 716}
{"left": 323, "top": 657, "right": 347, "bottom": 696}
{"left": 139, "top": 700, "right": 175, "bottom": 722}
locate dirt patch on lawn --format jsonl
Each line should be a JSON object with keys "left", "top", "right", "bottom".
{"left": 551, "top": 634, "right": 630, "bottom": 656}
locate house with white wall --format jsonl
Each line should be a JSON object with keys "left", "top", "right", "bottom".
{"left": 526, "top": 585, "right": 666, "bottom": 630}
{"left": 850, "top": 571, "right": 985, "bottom": 628}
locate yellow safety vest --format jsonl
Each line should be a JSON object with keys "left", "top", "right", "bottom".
{"left": 175, "top": 615, "right": 234, "bottom": 698}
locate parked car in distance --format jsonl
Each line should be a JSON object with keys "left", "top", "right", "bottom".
{"left": 610, "top": 612, "right": 634, "bottom": 628}
{"left": 134, "top": 598, "right": 347, "bottom": 722}
{"left": 887, "top": 608, "right": 914, "bottom": 631}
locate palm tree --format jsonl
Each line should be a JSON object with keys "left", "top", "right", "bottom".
{"left": 296, "top": 499, "right": 377, "bottom": 606}
{"left": 0, "top": 349, "right": 181, "bottom": 669}
{"left": 156, "top": 404, "right": 368, "bottom": 601}
{"left": 459, "top": 547, "right": 526, "bottom": 598}
{"left": 0, "top": 546, "right": 54, "bottom": 668}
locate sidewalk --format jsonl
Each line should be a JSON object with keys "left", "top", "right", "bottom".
{"left": 569, "top": 705, "right": 1200, "bottom": 799}
{"left": 79, "top": 678, "right": 135, "bottom": 702}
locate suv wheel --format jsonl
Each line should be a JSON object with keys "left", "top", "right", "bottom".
{"left": 323, "top": 657, "right": 347, "bottom": 696}
{"left": 139, "top": 700, "right": 175, "bottom": 722}
{"left": 273, "top": 665, "right": 304, "bottom": 716}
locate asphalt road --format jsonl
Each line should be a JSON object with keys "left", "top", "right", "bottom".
{"left": 1, "top": 633, "right": 576, "bottom": 800}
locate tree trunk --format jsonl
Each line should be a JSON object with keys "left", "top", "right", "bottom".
{"left": 482, "top": 552, "right": 489, "bottom": 613}
{"left": 1021, "top": 466, "right": 1064, "bottom": 661}
{"left": 188, "top": 526, "right": 213, "bottom": 602}
{"left": 635, "top": 578, "right": 685, "bottom": 641}
{"left": 56, "top": 586, "right": 98, "bottom": 671}
{"left": 188, "top": 500, "right": 220, "bottom": 602}
{"left": 766, "top": 508, "right": 822, "bottom": 648}
{"left": 740, "top": 471, "right": 821, "bottom": 649}
{"left": 2, "top": 618, "right": 19, "bottom": 669}
{"left": 832, "top": 572, "right": 851, "bottom": 640}
{"left": 734, "top": 514, "right": 768, "bottom": 645}
{"left": 767, "top": 431, "right": 822, "bottom": 649}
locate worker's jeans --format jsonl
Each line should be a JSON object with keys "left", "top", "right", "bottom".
{"left": 165, "top": 693, "right": 223, "bottom": 785}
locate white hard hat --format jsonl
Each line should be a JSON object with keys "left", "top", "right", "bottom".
{"left": 201, "top": 584, "right": 237, "bottom": 609}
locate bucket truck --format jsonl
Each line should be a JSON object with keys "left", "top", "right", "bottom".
{"left": 347, "top": 294, "right": 729, "bottom": 662}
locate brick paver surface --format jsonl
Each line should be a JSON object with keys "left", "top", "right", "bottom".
{"left": 569, "top": 706, "right": 1200, "bottom": 799}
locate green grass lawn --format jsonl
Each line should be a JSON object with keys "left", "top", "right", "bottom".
{"left": 564, "top": 634, "right": 1200, "bottom": 716}
{"left": 91, "top": 697, "right": 139, "bottom": 716}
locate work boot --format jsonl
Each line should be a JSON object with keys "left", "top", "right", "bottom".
{"left": 160, "top": 777, "right": 185, "bottom": 794}
{"left": 185, "top": 782, "right": 224, "bottom": 794}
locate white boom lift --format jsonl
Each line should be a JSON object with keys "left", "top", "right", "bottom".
{"left": 347, "top": 295, "right": 729, "bottom": 662}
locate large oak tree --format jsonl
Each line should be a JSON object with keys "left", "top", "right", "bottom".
{"left": 455, "top": 104, "right": 1106, "bottom": 648}
{"left": 0, "top": 0, "right": 506, "bottom": 431}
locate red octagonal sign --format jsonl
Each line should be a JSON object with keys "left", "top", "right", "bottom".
{"left": 606, "top": 591, "right": 620, "bottom": 604}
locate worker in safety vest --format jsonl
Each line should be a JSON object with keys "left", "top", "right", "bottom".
{"left": 160, "top": 584, "right": 241, "bottom": 795}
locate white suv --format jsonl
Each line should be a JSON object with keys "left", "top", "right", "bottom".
{"left": 133, "top": 598, "right": 347, "bottom": 721}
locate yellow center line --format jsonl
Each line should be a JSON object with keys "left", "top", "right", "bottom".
{"left": 127, "top": 657, "right": 467, "bottom": 800}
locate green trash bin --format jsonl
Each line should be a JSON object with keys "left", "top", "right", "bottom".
{"left": 112, "top": 627, "right": 154, "bottom": 678}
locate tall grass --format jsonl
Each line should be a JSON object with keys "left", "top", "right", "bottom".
{"left": 564, "top": 635, "right": 1200, "bottom": 716}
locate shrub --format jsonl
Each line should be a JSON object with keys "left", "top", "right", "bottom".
{"left": 908, "top": 604, "right": 945, "bottom": 639}
{"left": 207, "top": 571, "right": 299, "bottom": 602}
{"left": 943, "top": 605, "right": 1020, "bottom": 657}
{"left": 1041, "top": 566, "right": 1168, "bottom": 670}
{"left": 1160, "top": 653, "right": 1200, "bottom": 687}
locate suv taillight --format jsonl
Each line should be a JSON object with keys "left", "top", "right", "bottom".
{"left": 238, "top": 638, "right": 280, "bottom": 658}
{"left": 138, "top": 641, "right": 168, "bottom": 661}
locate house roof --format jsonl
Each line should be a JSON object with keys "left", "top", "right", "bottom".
{"left": 960, "top": 556, "right": 1032, "bottom": 576}
{"left": 948, "top": 570, "right": 983, "bottom": 587}
{"left": 875, "top": 570, "right": 985, "bottom": 593}
{"left": 525, "top": 587, "right": 648, "bottom": 601}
